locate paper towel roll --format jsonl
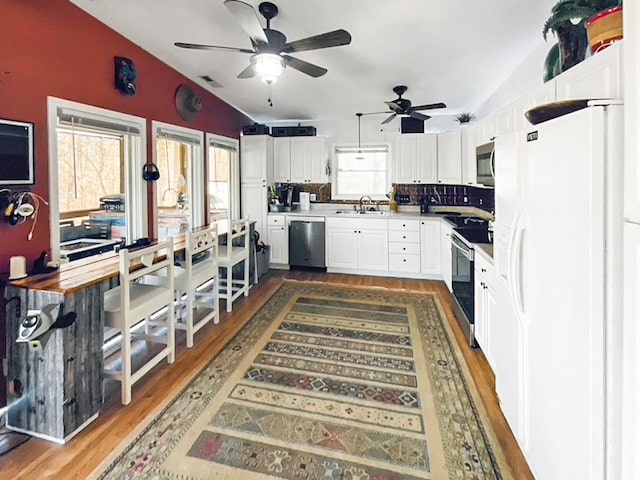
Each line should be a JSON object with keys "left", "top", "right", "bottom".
{"left": 9, "top": 256, "right": 27, "bottom": 280}
{"left": 299, "top": 192, "right": 310, "bottom": 211}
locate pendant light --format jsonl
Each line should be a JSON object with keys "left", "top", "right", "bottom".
{"left": 355, "top": 112, "right": 364, "bottom": 159}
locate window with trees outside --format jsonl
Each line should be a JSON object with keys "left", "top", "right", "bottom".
{"left": 153, "top": 122, "right": 204, "bottom": 241}
{"left": 332, "top": 145, "right": 390, "bottom": 200}
{"left": 207, "top": 134, "right": 239, "bottom": 228}
{"left": 49, "top": 98, "right": 147, "bottom": 263}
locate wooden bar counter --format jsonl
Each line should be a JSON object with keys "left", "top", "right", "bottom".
{"left": 4, "top": 237, "right": 187, "bottom": 443}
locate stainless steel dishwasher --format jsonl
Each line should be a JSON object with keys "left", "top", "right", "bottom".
{"left": 288, "top": 216, "right": 326, "bottom": 268}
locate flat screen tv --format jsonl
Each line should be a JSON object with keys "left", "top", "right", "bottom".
{"left": 0, "top": 119, "right": 35, "bottom": 185}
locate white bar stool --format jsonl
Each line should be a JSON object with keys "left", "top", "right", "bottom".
{"left": 103, "top": 238, "right": 175, "bottom": 405}
{"left": 218, "top": 218, "right": 251, "bottom": 312}
{"left": 175, "top": 225, "right": 219, "bottom": 347}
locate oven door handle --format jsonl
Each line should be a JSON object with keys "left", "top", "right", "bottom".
{"left": 450, "top": 235, "right": 473, "bottom": 260}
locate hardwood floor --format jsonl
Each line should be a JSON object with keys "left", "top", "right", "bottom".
{"left": 0, "top": 271, "right": 532, "bottom": 479}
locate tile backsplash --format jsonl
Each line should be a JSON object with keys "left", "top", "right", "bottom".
{"left": 291, "top": 182, "right": 494, "bottom": 213}
{"left": 395, "top": 183, "right": 495, "bottom": 212}
{"left": 395, "top": 183, "right": 495, "bottom": 213}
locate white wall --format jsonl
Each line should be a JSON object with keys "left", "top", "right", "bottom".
{"left": 266, "top": 40, "right": 554, "bottom": 146}
{"left": 475, "top": 42, "right": 555, "bottom": 118}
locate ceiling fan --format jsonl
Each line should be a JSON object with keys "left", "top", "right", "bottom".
{"left": 175, "top": 0, "right": 352, "bottom": 84}
{"left": 379, "top": 85, "right": 447, "bottom": 124}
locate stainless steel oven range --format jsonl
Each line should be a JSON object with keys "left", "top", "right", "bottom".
{"left": 449, "top": 230, "right": 477, "bottom": 346}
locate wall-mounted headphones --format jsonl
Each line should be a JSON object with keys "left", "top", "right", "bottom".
{"left": 142, "top": 163, "right": 160, "bottom": 182}
{"left": 1, "top": 189, "right": 48, "bottom": 239}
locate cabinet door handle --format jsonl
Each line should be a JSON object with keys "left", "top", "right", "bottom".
{"left": 403, "top": 247, "right": 406, "bottom": 251}
{"left": 481, "top": 268, "right": 486, "bottom": 272}
{"left": 402, "top": 235, "right": 406, "bottom": 239}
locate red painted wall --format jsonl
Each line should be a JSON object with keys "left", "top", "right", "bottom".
{"left": 0, "top": 0, "right": 253, "bottom": 408}
{"left": 0, "top": 0, "right": 253, "bottom": 271}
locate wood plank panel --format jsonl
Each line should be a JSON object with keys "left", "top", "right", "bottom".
{"left": 5, "top": 281, "right": 108, "bottom": 442}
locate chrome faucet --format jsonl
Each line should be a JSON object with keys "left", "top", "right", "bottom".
{"left": 359, "top": 195, "right": 372, "bottom": 212}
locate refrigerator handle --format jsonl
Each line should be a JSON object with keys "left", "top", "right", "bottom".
{"left": 508, "top": 213, "right": 525, "bottom": 317}
{"left": 513, "top": 224, "right": 526, "bottom": 315}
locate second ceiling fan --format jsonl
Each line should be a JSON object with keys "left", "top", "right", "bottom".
{"left": 379, "top": 85, "right": 447, "bottom": 124}
{"left": 175, "top": 0, "right": 352, "bottom": 83}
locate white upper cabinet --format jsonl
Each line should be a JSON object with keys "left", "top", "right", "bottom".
{"left": 555, "top": 42, "right": 622, "bottom": 101}
{"left": 241, "top": 135, "right": 273, "bottom": 184}
{"left": 460, "top": 125, "right": 478, "bottom": 185}
{"left": 512, "top": 81, "right": 556, "bottom": 132}
{"left": 436, "top": 130, "right": 462, "bottom": 184}
{"left": 273, "top": 137, "right": 292, "bottom": 183}
{"left": 273, "top": 136, "right": 327, "bottom": 184}
{"left": 477, "top": 113, "right": 497, "bottom": 146}
{"left": 493, "top": 105, "right": 514, "bottom": 137}
{"left": 393, "top": 134, "right": 437, "bottom": 184}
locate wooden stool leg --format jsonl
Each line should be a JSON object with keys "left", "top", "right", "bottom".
{"left": 186, "top": 288, "right": 194, "bottom": 348}
{"left": 167, "top": 303, "right": 175, "bottom": 364}
{"left": 243, "top": 259, "right": 249, "bottom": 297}
{"left": 213, "top": 274, "right": 220, "bottom": 324}
{"left": 226, "top": 265, "right": 233, "bottom": 312}
{"left": 122, "top": 328, "right": 132, "bottom": 405}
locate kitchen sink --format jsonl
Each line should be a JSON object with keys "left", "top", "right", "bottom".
{"left": 333, "top": 209, "right": 357, "bottom": 214}
{"left": 332, "top": 209, "right": 386, "bottom": 215}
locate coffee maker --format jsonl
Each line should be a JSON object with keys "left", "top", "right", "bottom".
{"left": 277, "top": 184, "right": 300, "bottom": 210}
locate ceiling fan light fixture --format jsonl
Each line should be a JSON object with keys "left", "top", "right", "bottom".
{"left": 251, "top": 53, "right": 285, "bottom": 84}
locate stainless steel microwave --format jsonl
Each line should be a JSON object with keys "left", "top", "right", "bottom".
{"left": 476, "top": 142, "right": 495, "bottom": 187}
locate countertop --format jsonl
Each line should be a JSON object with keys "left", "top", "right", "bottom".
{"left": 475, "top": 244, "right": 494, "bottom": 263}
{"left": 271, "top": 204, "right": 495, "bottom": 260}
{"left": 8, "top": 221, "right": 243, "bottom": 294}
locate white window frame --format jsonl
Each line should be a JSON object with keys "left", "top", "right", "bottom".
{"left": 206, "top": 133, "right": 240, "bottom": 221}
{"left": 331, "top": 142, "right": 391, "bottom": 201}
{"left": 152, "top": 121, "right": 205, "bottom": 233}
{"left": 47, "top": 97, "right": 147, "bottom": 263}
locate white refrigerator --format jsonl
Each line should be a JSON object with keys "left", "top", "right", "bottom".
{"left": 502, "top": 102, "right": 624, "bottom": 480}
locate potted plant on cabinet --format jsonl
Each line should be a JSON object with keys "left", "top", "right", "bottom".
{"left": 543, "top": 0, "right": 622, "bottom": 73}
{"left": 455, "top": 112, "right": 476, "bottom": 125}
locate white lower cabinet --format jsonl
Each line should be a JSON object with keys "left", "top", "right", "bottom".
{"left": 388, "top": 219, "right": 421, "bottom": 274}
{"left": 240, "top": 182, "right": 268, "bottom": 239}
{"left": 267, "top": 214, "right": 288, "bottom": 266}
{"left": 420, "top": 219, "right": 441, "bottom": 275}
{"left": 440, "top": 220, "right": 453, "bottom": 291}
{"left": 326, "top": 217, "right": 388, "bottom": 273}
{"left": 474, "top": 252, "right": 497, "bottom": 369}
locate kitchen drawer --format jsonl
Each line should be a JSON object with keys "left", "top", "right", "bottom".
{"left": 388, "top": 230, "right": 420, "bottom": 243}
{"left": 267, "top": 214, "right": 286, "bottom": 226}
{"left": 327, "top": 216, "right": 388, "bottom": 231}
{"left": 389, "top": 242, "right": 421, "bottom": 255}
{"left": 388, "top": 219, "right": 420, "bottom": 232}
{"left": 389, "top": 253, "right": 421, "bottom": 273}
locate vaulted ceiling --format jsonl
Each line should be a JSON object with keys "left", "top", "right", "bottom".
{"left": 70, "top": 0, "right": 557, "bottom": 131}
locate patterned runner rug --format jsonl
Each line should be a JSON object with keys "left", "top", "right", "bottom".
{"left": 95, "top": 282, "right": 510, "bottom": 479}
